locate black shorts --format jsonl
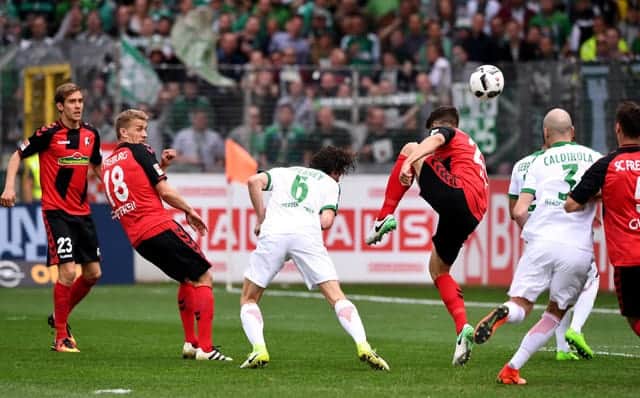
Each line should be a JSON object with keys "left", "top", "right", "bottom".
{"left": 43, "top": 210, "right": 101, "bottom": 266}
{"left": 613, "top": 266, "right": 640, "bottom": 318}
{"left": 418, "top": 158, "right": 480, "bottom": 265}
{"left": 136, "top": 222, "right": 211, "bottom": 283}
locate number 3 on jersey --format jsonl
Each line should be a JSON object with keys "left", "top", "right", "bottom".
{"left": 104, "top": 165, "right": 129, "bottom": 206}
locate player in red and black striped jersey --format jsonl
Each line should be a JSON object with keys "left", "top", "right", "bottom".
{"left": 566, "top": 100, "right": 640, "bottom": 338}
{"left": 0, "top": 83, "right": 102, "bottom": 353}
{"left": 366, "top": 106, "right": 489, "bottom": 366}
{"left": 101, "top": 109, "right": 231, "bottom": 361}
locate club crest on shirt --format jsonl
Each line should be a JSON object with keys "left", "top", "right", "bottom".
{"left": 84, "top": 137, "right": 91, "bottom": 147}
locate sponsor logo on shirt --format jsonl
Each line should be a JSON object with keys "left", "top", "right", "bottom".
{"left": 153, "top": 163, "right": 165, "bottom": 176}
{"left": 614, "top": 159, "right": 640, "bottom": 172}
{"left": 58, "top": 152, "right": 90, "bottom": 166}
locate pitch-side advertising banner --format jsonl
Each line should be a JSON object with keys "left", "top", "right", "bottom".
{"left": 134, "top": 174, "right": 614, "bottom": 291}
{"left": 0, "top": 204, "right": 134, "bottom": 287}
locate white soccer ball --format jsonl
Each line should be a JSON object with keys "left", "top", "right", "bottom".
{"left": 469, "top": 65, "right": 504, "bottom": 100}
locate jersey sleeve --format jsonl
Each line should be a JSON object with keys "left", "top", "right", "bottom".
{"left": 17, "top": 125, "right": 56, "bottom": 158}
{"left": 263, "top": 167, "right": 284, "bottom": 191}
{"left": 507, "top": 162, "right": 522, "bottom": 199}
{"left": 427, "top": 126, "right": 455, "bottom": 145}
{"left": 90, "top": 129, "right": 102, "bottom": 165}
{"left": 569, "top": 154, "right": 609, "bottom": 205}
{"left": 320, "top": 179, "right": 340, "bottom": 214}
{"left": 130, "top": 144, "right": 167, "bottom": 186}
{"left": 520, "top": 157, "right": 540, "bottom": 195}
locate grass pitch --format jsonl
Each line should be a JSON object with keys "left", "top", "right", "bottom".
{"left": 0, "top": 284, "right": 638, "bottom": 397}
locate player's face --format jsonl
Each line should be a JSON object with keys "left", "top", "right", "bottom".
{"left": 121, "top": 119, "right": 148, "bottom": 144}
{"left": 58, "top": 90, "right": 84, "bottom": 123}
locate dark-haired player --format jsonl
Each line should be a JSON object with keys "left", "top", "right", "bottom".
{"left": 239, "top": 146, "right": 389, "bottom": 371}
{"left": 101, "top": 109, "right": 231, "bottom": 361}
{"left": 1, "top": 83, "right": 102, "bottom": 353}
{"left": 566, "top": 100, "right": 640, "bottom": 338}
{"left": 365, "top": 106, "right": 489, "bottom": 366}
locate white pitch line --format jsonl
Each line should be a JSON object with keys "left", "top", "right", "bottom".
{"left": 227, "top": 288, "right": 621, "bottom": 315}
{"left": 94, "top": 389, "right": 132, "bottom": 395}
{"left": 540, "top": 347, "right": 640, "bottom": 358}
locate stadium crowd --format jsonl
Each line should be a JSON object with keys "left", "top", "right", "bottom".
{"left": 1, "top": 0, "right": 639, "bottom": 171}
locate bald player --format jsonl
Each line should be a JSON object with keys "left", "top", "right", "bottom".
{"left": 473, "top": 109, "right": 602, "bottom": 385}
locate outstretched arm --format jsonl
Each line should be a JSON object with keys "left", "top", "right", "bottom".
{"left": 0, "top": 151, "right": 22, "bottom": 207}
{"left": 155, "top": 180, "right": 207, "bottom": 235}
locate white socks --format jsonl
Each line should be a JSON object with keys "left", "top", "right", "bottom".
{"left": 240, "top": 303, "right": 265, "bottom": 346}
{"left": 504, "top": 301, "right": 526, "bottom": 323}
{"left": 571, "top": 274, "right": 599, "bottom": 333}
{"left": 334, "top": 299, "right": 367, "bottom": 344}
{"left": 509, "top": 312, "right": 560, "bottom": 369}
{"left": 555, "top": 311, "right": 572, "bottom": 352}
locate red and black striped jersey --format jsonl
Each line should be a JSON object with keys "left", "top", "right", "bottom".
{"left": 102, "top": 143, "right": 173, "bottom": 247}
{"left": 429, "top": 127, "right": 489, "bottom": 221}
{"left": 570, "top": 145, "right": 640, "bottom": 266}
{"left": 18, "top": 120, "right": 102, "bottom": 215}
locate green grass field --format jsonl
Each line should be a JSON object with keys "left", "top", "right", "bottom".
{"left": 1, "top": 283, "right": 638, "bottom": 397}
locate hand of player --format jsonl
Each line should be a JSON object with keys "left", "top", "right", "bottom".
{"left": 254, "top": 223, "right": 261, "bottom": 237}
{"left": 0, "top": 188, "right": 16, "bottom": 207}
{"left": 399, "top": 160, "right": 415, "bottom": 187}
{"left": 160, "top": 149, "right": 176, "bottom": 169}
{"left": 186, "top": 209, "right": 208, "bottom": 236}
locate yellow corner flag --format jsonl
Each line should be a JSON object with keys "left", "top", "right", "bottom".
{"left": 225, "top": 139, "right": 258, "bottom": 183}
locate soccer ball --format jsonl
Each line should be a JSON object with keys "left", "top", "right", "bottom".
{"left": 469, "top": 65, "right": 504, "bottom": 100}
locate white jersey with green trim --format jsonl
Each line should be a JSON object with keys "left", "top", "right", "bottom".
{"left": 520, "top": 141, "right": 601, "bottom": 250}
{"left": 508, "top": 149, "right": 545, "bottom": 200}
{"left": 260, "top": 166, "right": 339, "bottom": 236}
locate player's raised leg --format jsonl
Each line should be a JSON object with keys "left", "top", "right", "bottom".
{"left": 566, "top": 270, "right": 599, "bottom": 359}
{"left": 239, "top": 278, "right": 269, "bottom": 368}
{"left": 366, "top": 143, "right": 420, "bottom": 245}
{"left": 319, "top": 280, "right": 389, "bottom": 371}
{"left": 475, "top": 299, "right": 529, "bottom": 345}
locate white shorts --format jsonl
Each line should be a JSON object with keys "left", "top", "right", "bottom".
{"left": 245, "top": 233, "right": 338, "bottom": 290}
{"left": 508, "top": 240, "right": 592, "bottom": 310}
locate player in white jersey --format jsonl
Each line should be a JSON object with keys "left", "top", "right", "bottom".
{"left": 509, "top": 149, "right": 599, "bottom": 361}
{"left": 239, "top": 146, "right": 389, "bottom": 371}
{"left": 473, "top": 109, "right": 601, "bottom": 385}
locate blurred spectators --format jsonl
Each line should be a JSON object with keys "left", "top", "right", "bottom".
{"left": 497, "top": 0, "right": 536, "bottom": 28}
{"left": 269, "top": 15, "right": 309, "bottom": 64}
{"left": 250, "top": 69, "right": 279, "bottom": 127}
{"left": 172, "top": 108, "right": 224, "bottom": 172}
{"left": 260, "top": 102, "right": 307, "bottom": 166}
{"left": 276, "top": 79, "right": 314, "bottom": 131}
{"left": 15, "top": 15, "right": 65, "bottom": 69}
{"left": 229, "top": 105, "right": 263, "bottom": 160}
{"left": 304, "top": 106, "right": 352, "bottom": 163}
{"left": 217, "top": 32, "right": 248, "bottom": 81}
{"left": 529, "top": 0, "right": 571, "bottom": 51}
{"left": 341, "top": 14, "right": 380, "bottom": 67}
{"left": 358, "top": 107, "right": 395, "bottom": 164}
{"left": 167, "top": 77, "right": 212, "bottom": 134}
